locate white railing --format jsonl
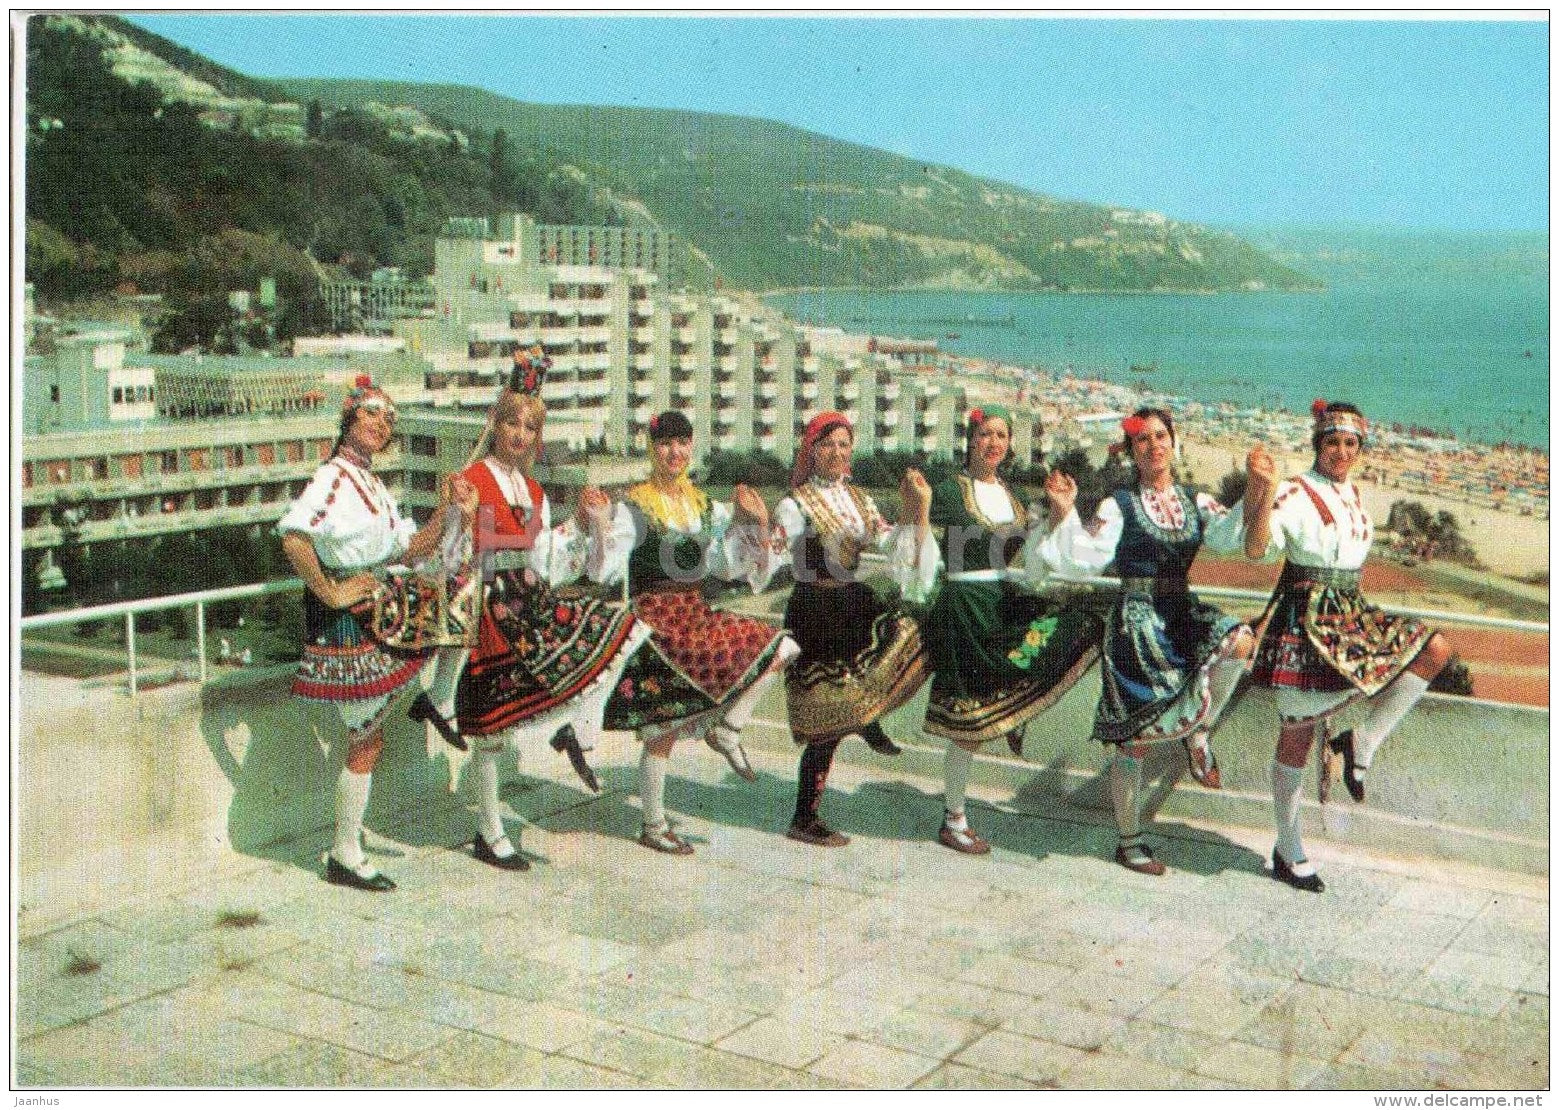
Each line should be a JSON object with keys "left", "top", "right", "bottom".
{"left": 21, "top": 578, "right": 304, "bottom": 696}
{"left": 18, "top": 566, "right": 1548, "bottom": 701}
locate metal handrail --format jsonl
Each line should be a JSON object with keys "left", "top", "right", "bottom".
{"left": 17, "top": 556, "right": 1548, "bottom": 699}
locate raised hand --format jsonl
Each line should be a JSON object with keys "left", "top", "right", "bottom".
{"left": 578, "top": 485, "right": 612, "bottom": 529}
{"left": 1044, "top": 469, "right": 1077, "bottom": 521}
{"left": 732, "top": 483, "right": 770, "bottom": 529}
{"left": 1245, "top": 446, "right": 1278, "bottom": 502}
{"left": 444, "top": 474, "right": 480, "bottom": 522}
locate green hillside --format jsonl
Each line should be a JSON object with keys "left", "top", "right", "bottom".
{"left": 23, "top": 14, "right": 619, "bottom": 347}
{"left": 24, "top": 11, "right": 1317, "bottom": 346}
{"left": 281, "top": 78, "right": 1318, "bottom": 294}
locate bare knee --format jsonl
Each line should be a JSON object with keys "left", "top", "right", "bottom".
{"left": 346, "top": 730, "right": 384, "bottom": 773}
{"left": 1229, "top": 627, "right": 1257, "bottom": 661}
{"left": 646, "top": 734, "right": 676, "bottom": 758}
{"left": 1275, "top": 722, "right": 1315, "bottom": 768}
{"left": 1410, "top": 632, "right": 1452, "bottom": 679}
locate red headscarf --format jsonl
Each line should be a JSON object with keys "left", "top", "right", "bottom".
{"left": 790, "top": 411, "right": 853, "bottom": 488}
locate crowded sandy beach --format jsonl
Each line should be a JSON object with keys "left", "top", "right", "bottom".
{"left": 951, "top": 357, "right": 1549, "bottom": 582}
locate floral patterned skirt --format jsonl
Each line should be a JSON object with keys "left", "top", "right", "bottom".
{"left": 924, "top": 581, "right": 1102, "bottom": 744}
{"left": 1095, "top": 588, "right": 1245, "bottom": 745}
{"left": 783, "top": 580, "right": 930, "bottom": 743}
{"left": 455, "top": 568, "right": 640, "bottom": 738}
{"left": 603, "top": 586, "right": 789, "bottom": 733}
{"left": 292, "top": 592, "right": 431, "bottom": 703}
{"left": 1252, "top": 571, "right": 1432, "bottom": 698}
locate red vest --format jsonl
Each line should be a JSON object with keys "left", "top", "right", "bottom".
{"left": 462, "top": 460, "right": 545, "bottom": 550}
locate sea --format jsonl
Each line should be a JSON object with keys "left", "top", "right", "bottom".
{"left": 766, "top": 229, "right": 1549, "bottom": 451}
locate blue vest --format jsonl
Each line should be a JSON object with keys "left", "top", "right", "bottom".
{"left": 1110, "top": 485, "right": 1204, "bottom": 580}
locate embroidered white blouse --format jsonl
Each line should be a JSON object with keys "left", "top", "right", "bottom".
{"left": 1248, "top": 470, "right": 1375, "bottom": 570}
{"left": 1027, "top": 484, "right": 1248, "bottom": 582}
{"left": 772, "top": 476, "right": 940, "bottom": 603}
{"left": 479, "top": 457, "right": 634, "bottom": 588}
{"left": 277, "top": 455, "right": 418, "bottom": 571}
{"left": 612, "top": 492, "right": 782, "bottom": 595}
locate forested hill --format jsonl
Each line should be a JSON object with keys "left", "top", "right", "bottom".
{"left": 282, "top": 77, "right": 1316, "bottom": 294}
{"left": 25, "top": 11, "right": 1315, "bottom": 351}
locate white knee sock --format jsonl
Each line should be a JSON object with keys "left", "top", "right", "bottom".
{"left": 1354, "top": 671, "right": 1430, "bottom": 768}
{"left": 1271, "top": 761, "right": 1315, "bottom": 877}
{"left": 423, "top": 647, "right": 469, "bottom": 719}
{"left": 640, "top": 746, "right": 669, "bottom": 830}
{"left": 944, "top": 742, "right": 974, "bottom": 826}
{"left": 333, "top": 768, "right": 373, "bottom": 869}
{"left": 473, "top": 743, "right": 507, "bottom": 845}
{"left": 1110, "top": 751, "right": 1143, "bottom": 841}
{"left": 720, "top": 637, "right": 800, "bottom": 731}
{"left": 1206, "top": 656, "right": 1246, "bottom": 725}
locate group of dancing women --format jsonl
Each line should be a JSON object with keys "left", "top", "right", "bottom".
{"left": 281, "top": 354, "right": 1450, "bottom": 896}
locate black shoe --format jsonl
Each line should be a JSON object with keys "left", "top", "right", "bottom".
{"left": 324, "top": 855, "right": 397, "bottom": 892}
{"left": 473, "top": 833, "right": 531, "bottom": 871}
{"left": 859, "top": 721, "right": 902, "bottom": 757}
{"left": 1330, "top": 729, "right": 1365, "bottom": 803}
{"left": 550, "top": 725, "right": 601, "bottom": 793}
{"left": 409, "top": 692, "right": 467, "bottom": 752}
{"left": 1006, "top": 729, "right": 1025, "bottom": 757}
{"left": 1272, "top": 851, "right": 1325, "bottom": 894}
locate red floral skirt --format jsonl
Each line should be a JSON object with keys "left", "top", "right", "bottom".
{"left": 603, "top": 586, "right": 787, "bottom": 732}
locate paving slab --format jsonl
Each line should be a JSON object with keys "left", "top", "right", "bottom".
{"left": 14, "top": 735, "right": 1547, "bottom": 1090}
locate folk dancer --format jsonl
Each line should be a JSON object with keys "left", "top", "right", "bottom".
{"left": 922, "top": 405, "right": 1102, "bottom": 854}
{"left": 772, "top": 411, "right": 937, "bottom": 846}
{"left": 602, "top": 410, "right": 799, "bottom": 854}
{"left": 1242, "top": 401, "right": 1451, "bottom": 892}
{"left": 1034, "top": 407, "right": 1258, "bottom": 876}
{"left": 279, "top": 375, "right": 478, "bottom": 892}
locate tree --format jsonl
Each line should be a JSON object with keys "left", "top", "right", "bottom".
{"left": 306, "top": 98, "right": 323, "bottom": 140}
{"left": 489, "top": 128, "right": 515, "bottom": 203}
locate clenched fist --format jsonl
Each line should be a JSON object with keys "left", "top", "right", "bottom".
{"left": 1245, "top": 445, "right": 1277, "bottom": 503}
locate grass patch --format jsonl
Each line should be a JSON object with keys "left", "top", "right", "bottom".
{"left": 63, "top": 948, "right": 101, "bottom": 976}
{"left": 215, "top": 909, "right": 262, "bottom": 929}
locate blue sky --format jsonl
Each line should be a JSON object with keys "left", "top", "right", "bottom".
{"left": 125, "top": 14, "right": 1548, "bottom": 232}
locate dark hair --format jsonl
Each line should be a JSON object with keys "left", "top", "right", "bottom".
{"left": 1120, "top": 406, "right": 1175, "bottom": 458}
{"left": 1311, "top": 402, "right": 1367, "bottom": 453}
{"left": 648, "top": 410, "right": 694, "bottom": 442}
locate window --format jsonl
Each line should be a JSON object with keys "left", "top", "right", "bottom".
{"left": 284, "top": 441, "right": 304, "bottom": 464}
{"left": 257, "top": 444, "right": 276, "bottom": 466}
{"left": 49, "top": 385, "right": 59, "bottom": 403}
{"left": 409, "top": 435, "right": 438, "bottom": 458}
{"left": 226, "top": 447, "right": 244, "bottom": 469}
{"left": 410, "top": 470, "right": 438, "bottom": 493}
{"left": 160, "top": 451, "right": 178, "bottom": 475}
{"left": 91, "top": 458, "right": 108, "bottom": 481}
{"left": 113, "top": 387, "right": 124, "bottom": 404}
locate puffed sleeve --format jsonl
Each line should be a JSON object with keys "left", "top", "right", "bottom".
{"left": 585, "top": 500, "right": 637, "bottom": 586}
{"left": 1027, "top": 496, "right": 1124, "bottom": 583}
{"left": 275, "top": 465, "right": 335, "bottom": 541}
{"left": 529, "top": 495, "right": 587, "bottom": 587}
{"left": 711, "top": 500, "right": 785, "bottom": 594}
{"left": 1244, "top": 480, "right": 1307, "bottom": 563}
{"left": 863, "top": 488, "right": 939, "bottom": 604}
{"left": 1196, "top": 491, "right": 1248, "bottom": 557}
{"left": 772, "top": 496, "right": 808, "bottom": 558}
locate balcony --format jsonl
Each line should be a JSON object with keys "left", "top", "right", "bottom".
{"left": 879, "top": 433, "right": 900, "bottom": 449}
{"left": 920, "top": 409, "right": 940, "bottom": 426}
{"left": 800, "top": 383, "right": 818, "bottom": 401}
{"left": 919, "top": 434, "right": 939, "bottom": 451}
{"left": 631, "top": 379, "right": 655, "bottom": 399}
{"left": 674, "top": 380, "right": 697, "bottom": 400}
{"left": 759, "top": 382, "right": 778, "bottom": 400}
{"left": 883, "top": 382, "right": 901, "bottom": 401}
{"left": 840, "top": 383, "right": 861, "bottom": 401}
{"left": 758, "top": 433, "right": 777, "bottom": 451}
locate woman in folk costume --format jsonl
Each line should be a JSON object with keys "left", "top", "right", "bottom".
{"left": 1242, "top": 401, "right": 1451, "bottom": 893}
{"left": 1034, "top": 407, "right": 1258, "bottom": 876}
{"left": 773, "top": 411, "right": 937, "bottom": 847}
{"left": 452, "top": 352, "right": 651, "bottom": 870}
{"left": 601, "top": 410, "right": 799, "bottom": 855}
{"left": 922, "top": 405, "right": 1103, "bottom": 854}
{"left": 279, "top": 375, "right": 478, "bottom": 892}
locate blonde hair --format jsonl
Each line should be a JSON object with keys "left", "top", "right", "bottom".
{"left": 488, "top": 391, "right": 546, "bottom": 470}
